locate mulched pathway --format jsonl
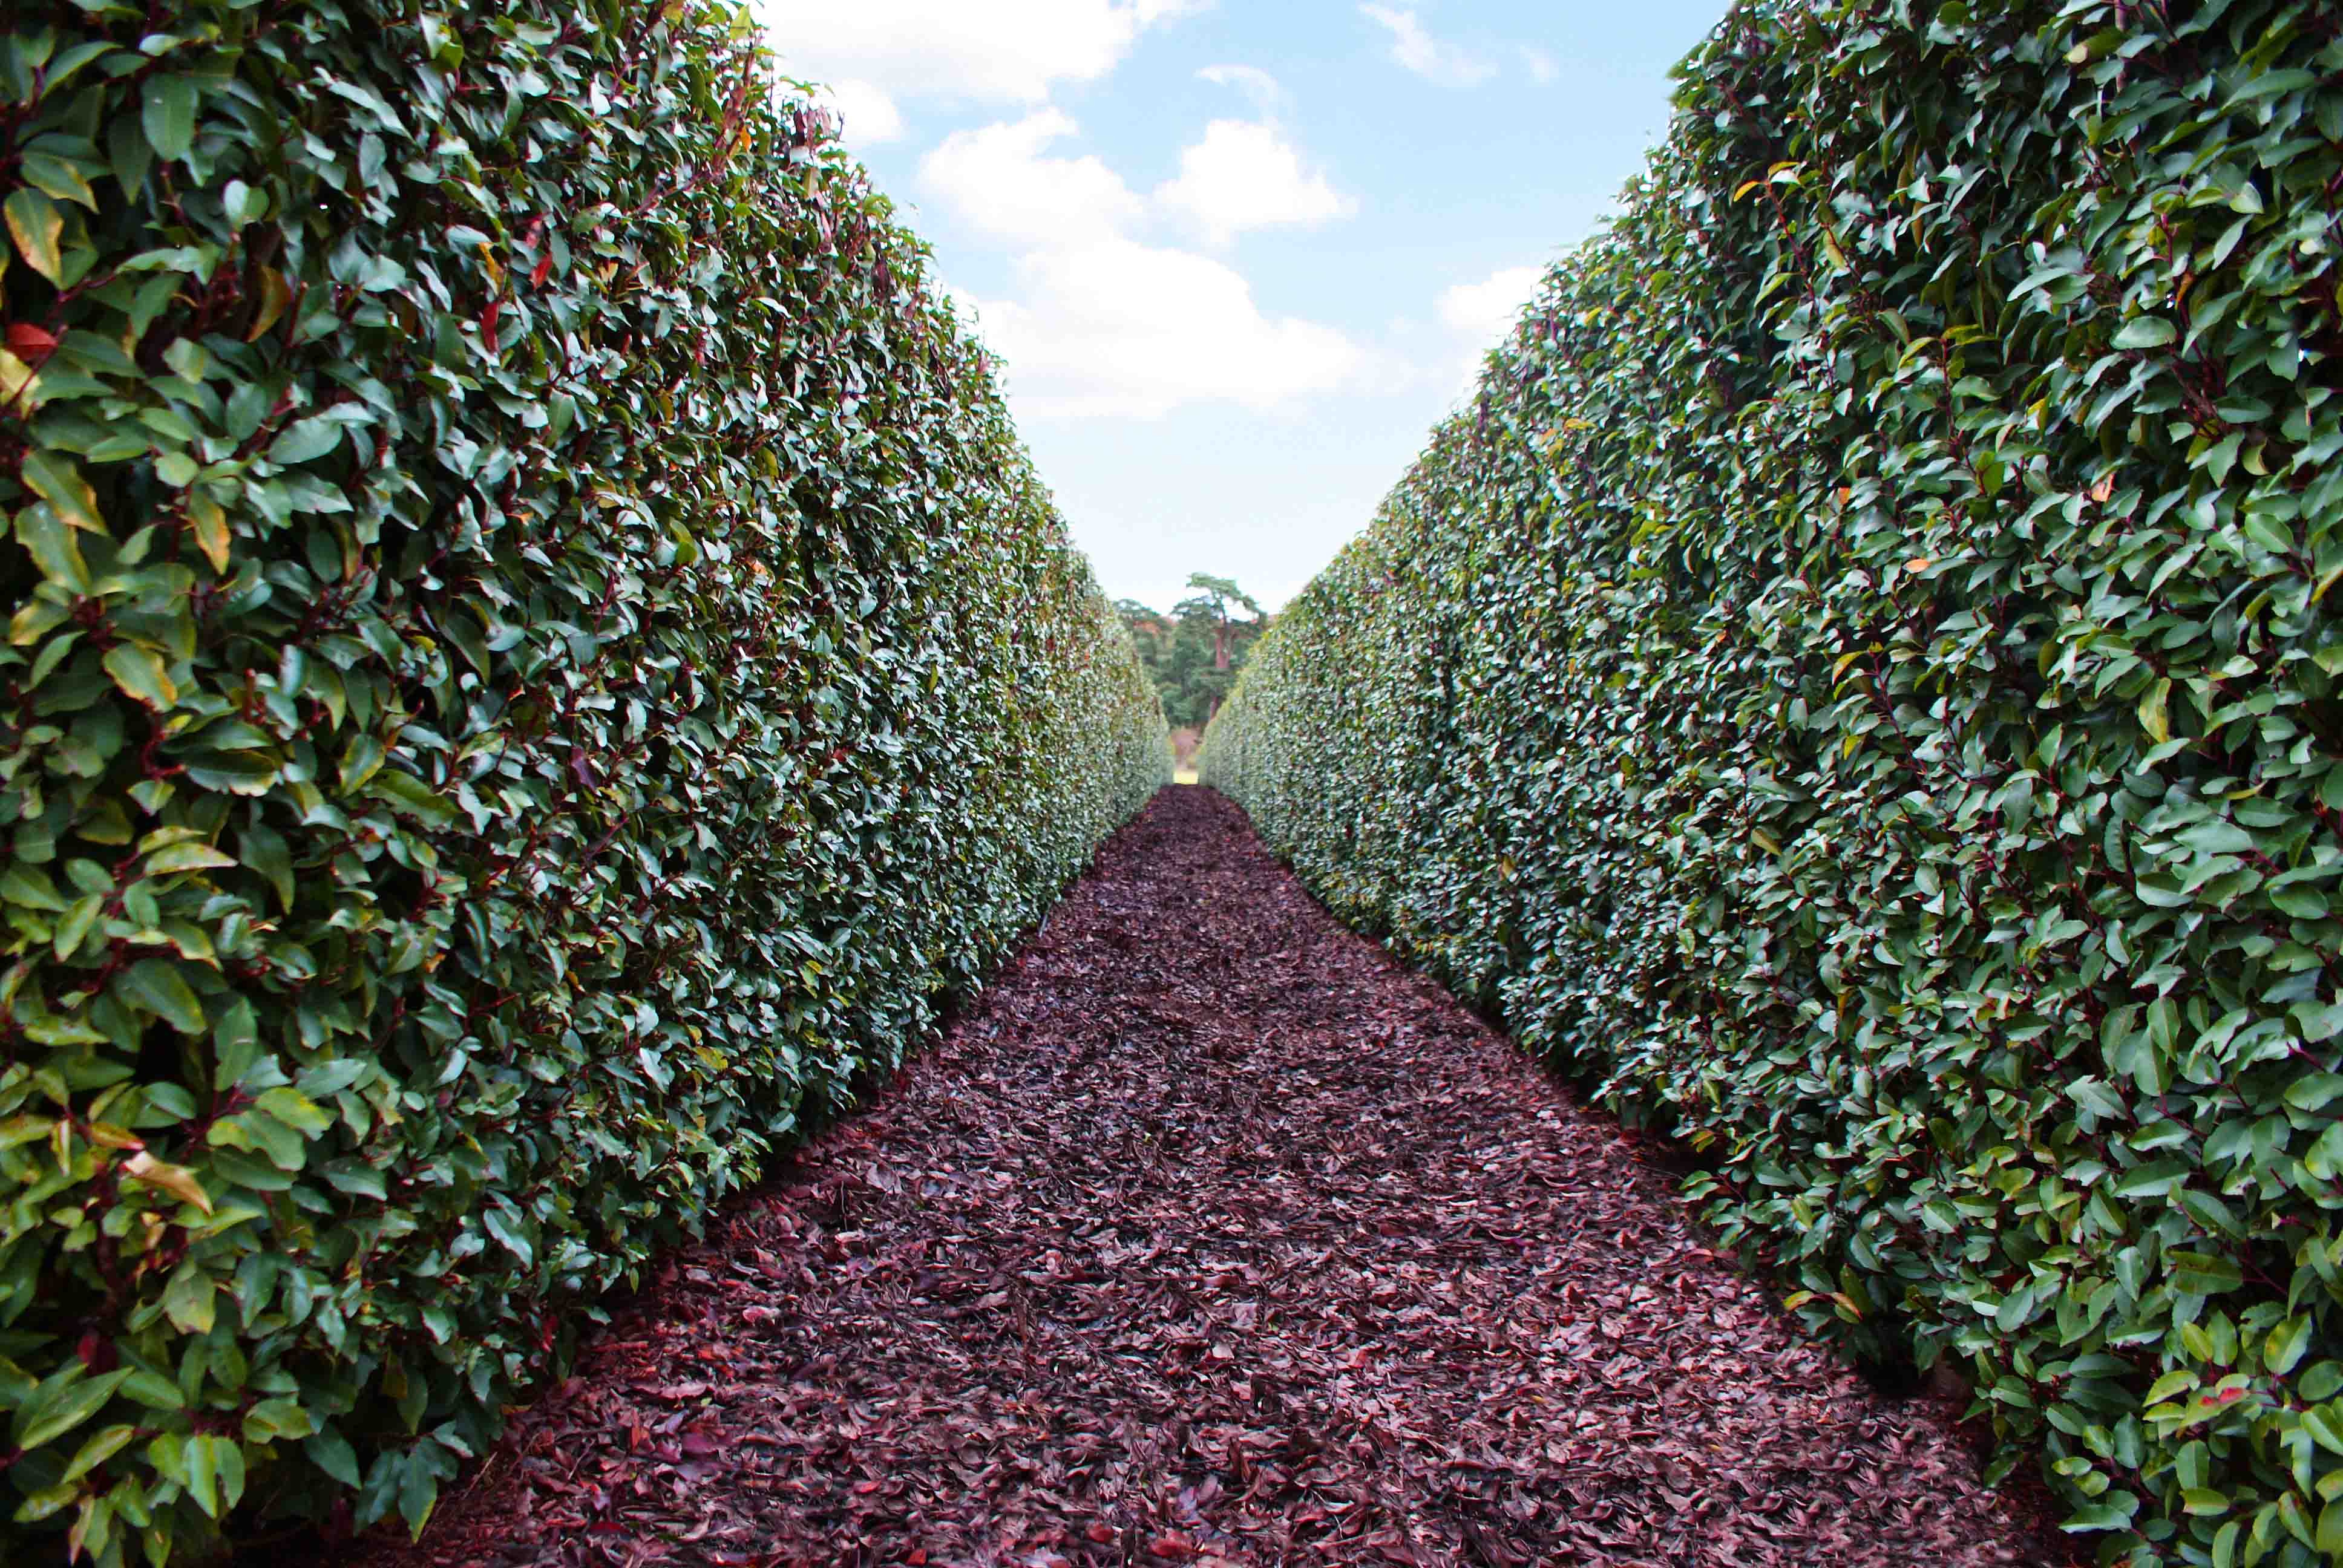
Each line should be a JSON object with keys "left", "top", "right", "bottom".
{"left": 361, "top": 786, "right": 2059, "bottom": 1568}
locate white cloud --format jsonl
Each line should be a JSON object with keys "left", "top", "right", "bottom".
{"left": 963, "top": 239, "right": 1366, "bottom": 419}
{"left": 1360, "top": 4, "right": 1495, "bottom": 88}
{"left": 911, "top": 93, "right": 1362, "bottom": 419}
{"left": 807, "top": 78, "right": 905, "bottom": 145}
{"left": 920, "top": 109, "right": 1145, "bottom": 246}
{"left": 756, "top": 0, "right": 1208, "bottom": 106}
{"left": 1519, "top": 45, "right": 1559, "bottom": 83}
{"left": 1198, "top": 63, "right": 1282, "bottom": 113}
{"left": 1155, "top": 119, "right": 1356, "bottom": 247}
{"left": 1438, "top": 264, "right": 1546, "bottom": 397}
{"left": 1439, "top": 264, "right": 1545, "bottom": 341}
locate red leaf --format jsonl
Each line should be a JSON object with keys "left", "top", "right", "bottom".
{"left": 6, "top": 322, "right": 57, "bottom": 362}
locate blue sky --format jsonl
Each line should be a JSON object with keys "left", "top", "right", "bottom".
{"left": 753, "top": 0, "right": 1732, "bottom": 613}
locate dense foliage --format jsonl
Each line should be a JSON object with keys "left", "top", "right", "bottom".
{"left": 0, "top": 1, "right": 1166, "bottom": 1562}
{"left": 1205, "top": 0, "right": 2343, "bottom": 1560}
{"left": 1116, "top": 573, "right": 1266, "bottom": 730}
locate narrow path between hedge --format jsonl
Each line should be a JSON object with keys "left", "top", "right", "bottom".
{"left": 369, "top": 788, "right": 2056, "bottom": 1568}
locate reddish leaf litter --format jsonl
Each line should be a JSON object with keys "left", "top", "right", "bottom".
{"left": 354, "top": 786, "right": 2065, "bottom": 1568}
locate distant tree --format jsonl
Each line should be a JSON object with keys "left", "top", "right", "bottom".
{"left": 1174, "top": 573, "right": 1263, "bottom": 673}
{"left": 1114, "top": 574, "right": 1267, "bottom": 727}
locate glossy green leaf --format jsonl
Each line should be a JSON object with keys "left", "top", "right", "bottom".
{"left": 103, "top": 644, "right": 176, "bottom": 710}
{"left": 18, "top": 449, "right": 103, "bottom": 532}
{"left": 116, "top": 959, "right": 204, "bottom": 1034}
{"left": 142, "top": 75, "right": 197, "bottom": 162}
{"left": 13, "top": 1369, "right": 129, "bottom": 1453}
{"left": 15, "top": 503, "right": 90, "bottom": 592}
{"left": 4, "top": 187, "right": 64, "bottom": 283}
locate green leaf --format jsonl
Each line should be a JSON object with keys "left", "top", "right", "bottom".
{"left": 62, "top": 1423, "right": 139, "bottom": 1485}
{"left": 482, "top": 1203, "right": 533, "bottom": 1267}
{"left": 12, "top": 1368, "right": 129, "bottom": 1452}
{"left": 211, "top": 997, "right": 260, "bottom": 1091}
{"left": 399, "top": 1452, "right": 439, "bottom": 1538}
{"left": 103, "top": 644, "right": 177, "bottom": 710}
{"left": 240, "top": 822, "right": 293, "bottom": 911}
{"left": 2147, "top": 1370, "right": 2198, "bottom": 1403}
{"left": 2271, "top": 884, "right": 2328, "bottom": 920}
{"left": 1, "top": 863, "right": 67, "bottom": 912}
{"left": 18, "top": 449, "right": 104, "bottom": 533}
{"left": 117, "top": 1369, "right": 185, "bottom": 1413}
{"left": 221, "top": 178, "right": 266, "bottom": 228}
{"left": 2069, "top": 1077, "right": 2126, "bottom": 1117}
{"left": 16, "top": 504, "right": 91, "bottom": 593}
{"left": 306, "top": 1429, "right": 361, "bottom": 1488}
{"left": 2138, "top": 678, "right": 2171, "bottom": 742}
{"left": 142, "top": 75, "right": 198, "bottom": 162}
{"left": 2285, "top": 1074, "right": 2343, "bottom": 1112}
{"left": 18, "top": 151, "right": 98, "bottom": 210}
{"left": 162, "top": 1263, "right": 215, "bottom": 1335}
{"left": 145, "top": 840, "right": 237, "bottom": 875}
{"left": 2294, "top": 1001, "right": 2343, "bottom": 1044}
{"left": 267, "top": 416, "right": 346, "bottom": 467}
{"left": 371, "top": 768, "right": 459, "bottom": 825}
{"left": 53, "top": 893, "right": 100, "bottom": 961}
{"left": 323, "top": 1160, "right": 387, "bottom": 1200}
{"left": 182, "top": 1431, "right": 218, "bottom": 1518}
{"left": 209, "top": 1109, "right": 309, "bottom": 1171}
{"left": 243, "top": 1397, "right": 316, "bottom": 1443}
{"left": 188, "top": 492, "right": 231, "bottom": 571}
{"left": 11, "top": 1481, "right": 80, "bottom": 1525}
{"left": 4, "top": 188, "right": 64, "bottom": 284}
{"left": 2267, "top": 1316, "right": 2313, "bottom": 1376}
{"left": 2169, "top": 1249, "right": 2245, "bottom": 1296}
{"left": 2062, "top": 1492, "right": 2140, "bottom": 1532}
{"left": 255, "top": 1086, "right": 334, "bottom": 1136}
{"left": 2114, "top": 316, "right": 2177, "bottom": 350}
{"left": 117, "top": 958, "right": 205, "bottom": 1034}
{"left": 181, "top": 751, "right": 283, "bottom": 795}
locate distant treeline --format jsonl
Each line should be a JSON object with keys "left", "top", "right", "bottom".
{"left": 1117, "top": 573, "right": 1267, "bottom": 730}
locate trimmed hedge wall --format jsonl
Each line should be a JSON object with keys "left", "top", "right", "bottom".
{"left": 0, "top": 2, "right": 1166, "bottom": 1563}
{"left": 1205, "top": 0, "right": 2343, "bottom": 1561}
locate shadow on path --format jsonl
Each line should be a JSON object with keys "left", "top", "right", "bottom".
{"left": 360, "top": 787, "right": 2053, "bottom": 1567}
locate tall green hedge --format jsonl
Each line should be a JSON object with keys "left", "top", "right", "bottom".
{"left": 0, "top": 2, "right": 1166, "bottom": 1563}
{"left": 1206, "top": 0, "right": 2343, "bottom": 1560}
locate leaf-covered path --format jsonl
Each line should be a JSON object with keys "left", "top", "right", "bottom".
{"left": 369, "top": 788, "right": 2054, "bottom": 1567}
